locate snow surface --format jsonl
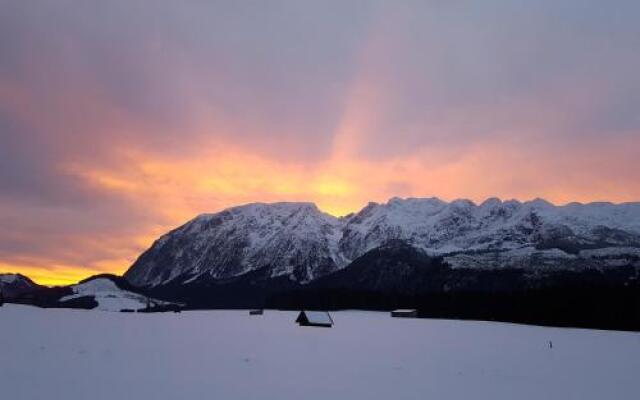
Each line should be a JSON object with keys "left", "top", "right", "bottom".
{"left": 1, "top": 304, "right": 639, "bottom": 400}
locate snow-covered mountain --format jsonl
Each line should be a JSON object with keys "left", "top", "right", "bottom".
{"left": 0, "top": 273, "right": 43, "bottom": 298}
{"left": 341, "top": 197, "right": 640, "bottom": 270}
{"left": 125, "top": 198, "right": 640, "bottom": 288}
{"left": 125, "top": 202, "right": 344, "bottom": 287}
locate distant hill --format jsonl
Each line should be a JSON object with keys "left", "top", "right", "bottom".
{"left": 0, "top": 273, "right": 43, "bottom": 299}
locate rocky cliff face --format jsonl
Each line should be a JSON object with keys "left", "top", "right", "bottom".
{"left": 124, "top": 198, "right": 640, "bottom": 288}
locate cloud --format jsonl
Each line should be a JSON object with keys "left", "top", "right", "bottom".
{"left": 0, "top": 1, "right": 638, "bottom": 284}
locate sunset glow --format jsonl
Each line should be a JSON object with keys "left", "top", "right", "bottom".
{"left": 1, "top": 1, "right": 639, "bottom": 285}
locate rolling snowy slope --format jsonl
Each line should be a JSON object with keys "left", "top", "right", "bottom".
{"left": 1, "top": 304, "right": 639, "bottom": 400}
{"left": 59, "top": 278, "right": 155, "bottom": 311}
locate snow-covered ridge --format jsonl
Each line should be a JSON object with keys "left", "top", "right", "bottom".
{"left": 340, "top": 197, "right": 640, "bottom": 258}
{"left": 124, "top": 198, "right": 640, "bottom": 287}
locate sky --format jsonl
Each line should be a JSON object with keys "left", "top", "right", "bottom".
{"left": 1, "top": 0, "right": 639, "bottom": 285}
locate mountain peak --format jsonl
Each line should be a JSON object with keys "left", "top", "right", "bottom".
{"left": 527, "top": 198, "right": 554, "bottom": 208}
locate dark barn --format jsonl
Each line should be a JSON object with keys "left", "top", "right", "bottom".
{"left": 391, "top": 309, "right": 418, "bottom": 318}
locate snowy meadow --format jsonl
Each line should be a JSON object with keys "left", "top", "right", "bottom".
{"left": 1, "top": 304, "right": 639, "bottom": 400}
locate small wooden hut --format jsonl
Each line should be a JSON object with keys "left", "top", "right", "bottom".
{"left": 295, "top": 311, "right": 333, "bottom": 328}
{"left": 249, "top": 309, "right": 264, "bottom": 315}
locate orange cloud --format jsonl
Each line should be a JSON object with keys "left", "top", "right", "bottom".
{"left": 5, "top": 124, "right": 640, "bottom": 286}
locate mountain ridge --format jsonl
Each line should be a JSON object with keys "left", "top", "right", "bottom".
{"left": 124, "top": 197, "right": 640, "bottom": 288}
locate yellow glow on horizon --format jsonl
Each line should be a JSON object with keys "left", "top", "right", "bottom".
{"left": 0, "top": 262, "right": 103, "bottom": 286}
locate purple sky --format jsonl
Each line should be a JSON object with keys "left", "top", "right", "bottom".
{"left": 1, "top": 0, "right": 639, "bottom": 283}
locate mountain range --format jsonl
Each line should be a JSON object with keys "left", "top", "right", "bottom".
{"left": 125, "top": 197, "right": 640, "bottom": 288}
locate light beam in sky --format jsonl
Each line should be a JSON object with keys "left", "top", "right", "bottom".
{"left": 1, "top": 1, "right": 639, "bottom": 284}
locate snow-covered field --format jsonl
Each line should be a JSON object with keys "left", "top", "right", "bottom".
{"left": 1, "top": 304, "right": 639, "bottom": 400}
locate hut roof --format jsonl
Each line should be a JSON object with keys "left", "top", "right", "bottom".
{"left": 296, "top": 311, "right": 333, "bottom": 326}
